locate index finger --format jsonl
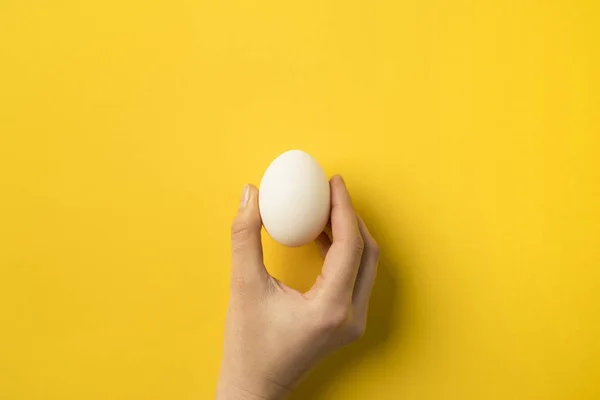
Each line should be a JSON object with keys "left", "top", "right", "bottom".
{"left": 318, "top": 175, "right": 364, "bottom": 302}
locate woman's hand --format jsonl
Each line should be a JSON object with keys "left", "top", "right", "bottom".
{"left": 216, "top": 176, "right": 379, "bottom": 400}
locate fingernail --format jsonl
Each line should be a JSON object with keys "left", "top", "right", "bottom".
{"left": 338, "top": 175, "right": 345, "bottom": 185}
{"left": 240, "top": 185, "right": 250, "bottom": 208}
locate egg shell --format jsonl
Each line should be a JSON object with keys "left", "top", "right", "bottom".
{"left": 259, "top": 150, "right": 331, "bottom": 247}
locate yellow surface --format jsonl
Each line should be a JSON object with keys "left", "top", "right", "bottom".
{"left": 1, "top": 1, "right": 599, "bottom": 399}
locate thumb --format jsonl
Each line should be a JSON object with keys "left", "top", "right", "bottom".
{"left": 230, "top": 184, "right": 268, "bottom": 289}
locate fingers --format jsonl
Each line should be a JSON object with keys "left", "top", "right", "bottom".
{"left": 352, "top": 216, "right": 380, "bottom": 319}
{"left": 319, "top": 176, "right": 364, "bottom": 302}
{"left": 230, "top": 185, "right": 269, "bottom": 290}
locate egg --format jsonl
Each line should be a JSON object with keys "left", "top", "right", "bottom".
{"left": 259, "top": 150, "right": 331, "bottom": 247}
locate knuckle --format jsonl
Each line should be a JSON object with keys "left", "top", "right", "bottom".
{"left": 231, "top": 219, "right": 253, "bottom": 243}
{"left": 315, "top": 304, "right": 349, "bottom": 332}
{"left": 347, "top": 322, "right": 366, "bottom": 342}
{"left": 371, "top": 242, "right": 380, "bottom": 259}
{"left": 349, "top": 235, "right": 365, "bottom": 255}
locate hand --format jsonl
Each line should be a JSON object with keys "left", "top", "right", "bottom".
{"left": 216, "top": 176, "right": 379, "bottom": 400}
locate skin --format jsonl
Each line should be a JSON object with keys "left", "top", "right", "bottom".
{"left": 216, "top": 175, "right": 380, "bottom": 400}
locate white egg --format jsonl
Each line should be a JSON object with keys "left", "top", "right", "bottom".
{"left": 259, "top": 150, "right": 331, "bottom": 247}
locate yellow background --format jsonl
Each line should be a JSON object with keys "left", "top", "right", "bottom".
{"left": 1, "top": 0, "right": 599, "bottom": 399}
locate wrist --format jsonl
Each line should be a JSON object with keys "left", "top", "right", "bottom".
{"left": 215, "top": 386, "right": 269, "bottom": 400}
{"left": 216, "top": 374, "right": 291, "bottom": 400}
